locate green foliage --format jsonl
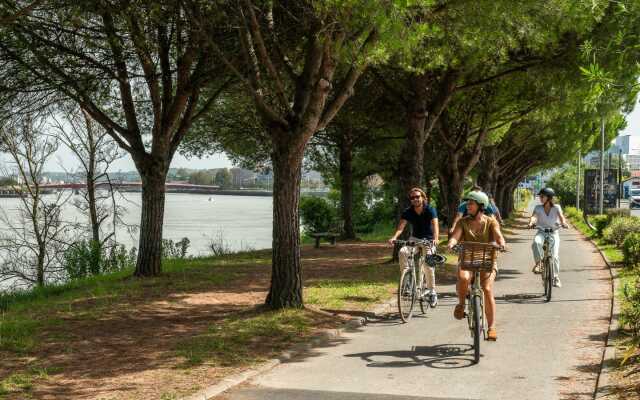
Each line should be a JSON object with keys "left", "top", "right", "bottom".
{"left": 161, "top": 238, "right": 191, "bottom": 259}
{"left": 547, "top": 164, "right": 581, "bottom": 207}
{"left": 590, "top": 215, "right": 610, "bottom": 238}
{"left": 621, "top": 273, "right": 640, "bottom": 338}
{"left": 299, "top": 196, "right": 337, "bottom": 234}
{"left": 63, "top": 241, "right": 135, "bottom": 280}
{"left": 602, "top": 216, "right": 640, "bottom": 247}
{"left": 623, "top": 233, "right": 640, "bottom": 268}
{"left": 606, "top": 207, "right": 631, "bottom": 219}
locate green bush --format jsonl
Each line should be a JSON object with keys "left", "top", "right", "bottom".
{"left": 299, "top": 196, "right": 337, "bottom": 233}
{"left": 606, "top": 208, "right": 631, "bottom": 220}
{"left": 64, "top": 240, "right": 135, "bottom": 280}
{"left": 564, "top": 206, "right": 581, "bottom": 221}
{"left": 620, "top": 274, "right": 640, "bottom": 337}
{"left": 623, "top": 233, "right": 640, "bottom": 268}
{"left": 590, "top": 215, "right": 610, "bottom": 238}
{"left": 162, "top": 237, "right": 191, "bottom": 259}
{"left": 603, "top": 217, "right": 640, "bottom": 247}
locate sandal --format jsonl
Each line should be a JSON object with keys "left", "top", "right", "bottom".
{"left": 487, "top": 327, "right": 497, "bottom": 341}
{"left": 453, "top": 304, "right": 465, "bottom": 320}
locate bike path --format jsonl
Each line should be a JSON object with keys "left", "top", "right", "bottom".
{"left": 217, "top": 217, "right": 611, "bottom": 400}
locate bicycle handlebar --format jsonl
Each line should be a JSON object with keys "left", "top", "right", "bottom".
{"left": 392, "top": 239, "right": 435, "bottom": 247}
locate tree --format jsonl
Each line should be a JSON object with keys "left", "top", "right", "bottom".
{"left": 214, "top": 168, "right": 232, "bottom": 188}
{"left": 0, "top": 0, "right": 231, "bottom": 276}
{"left": 50, "top": 105, "right": 124, "bottom": 248}
{"left": 198, "top": 1, "right": 429, "bottom": 308}
{"left": 0, "top": 116, "right": 70, "bottom": 288}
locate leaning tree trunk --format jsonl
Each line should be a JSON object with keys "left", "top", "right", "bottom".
{"left": 266, "top": 133, "right": 304, "bottom": 309}
{"left": 477, "top": 147, "right": 498, "bottom": 196}
{"left": 134, "top": 162, "right": 168, "bottom": 277}
{"left": 339, "top": 135, "right": 356, "bottom": 239}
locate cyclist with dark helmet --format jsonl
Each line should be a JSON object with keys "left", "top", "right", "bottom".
{"left": 447, "top": 191, "right": 506, "bottom": 341}
{"left": 527, "top": 187, "right": 568, "bottom": 287}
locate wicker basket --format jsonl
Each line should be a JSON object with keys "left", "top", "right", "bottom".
{"left": 458, "top": 241, "right": 498, "bottom": 271}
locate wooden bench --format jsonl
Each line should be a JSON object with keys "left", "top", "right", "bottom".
{"left": 309, "top": 232, "right": 338, "bottom": 248}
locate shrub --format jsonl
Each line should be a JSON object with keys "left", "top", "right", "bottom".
{"left": 623, "top": 233, "right": 640, "bottom": 268}
{"left": 590, "top": 215, "right": 610, "bottom": 238}
{"left": 603, "top": 217, "right": 640, "bottom": 247}
{"left": 564, "top": 206, "right": 581, "bottom": 221}
{"left": 161, "top": 237, "right": 190, "bottom": 259}
{"left": 606, "top": 208, "right": 631, "bottom": 220}
{"left": 620, "top": 274, "right": 640, "bottom": 337}
{"left": 299, "top": 196, "right": 336, "bottom": 233}
{"left": 64, "top": 240, "right": 135, "bottom": 280}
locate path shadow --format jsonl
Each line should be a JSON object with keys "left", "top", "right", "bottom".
{"left": 344, "top": 343, "right": 476, "bottom": 369}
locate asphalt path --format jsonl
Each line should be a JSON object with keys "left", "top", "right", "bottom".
{"left": 218, "top": 216, "right": 612, "bottom": 400}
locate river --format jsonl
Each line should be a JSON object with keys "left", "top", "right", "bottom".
{"left": 0, "top": 192, "right": 274, "bottom": 256}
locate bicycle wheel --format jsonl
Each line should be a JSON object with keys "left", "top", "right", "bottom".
{"left": 419, "top": 272, "right": 427, "bottom": 315}
{"left": 545, "top": 258, "right": 553, "bottom": 302}
{"left": 472, "top": 295, "right": 482, "bottom": 364}
{"left": 541, "top": 260, "right": 548, "bottom": 296}
{"left": 398, "top": 268, "right": 416, "bottom": 322}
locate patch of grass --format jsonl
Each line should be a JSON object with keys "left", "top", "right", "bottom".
{"left": 358, "top": 221, "right": 395, "bottom": 242}
{"left": 175, "top": 308, "right": 313, "bottom": 368}
{"left": 0, "top": 365, "right": 58, "bottom": 398}
{"left": 305, "top": 279, "right": 395, "bottom": 309}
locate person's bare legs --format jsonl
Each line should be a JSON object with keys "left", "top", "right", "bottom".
{"left": 457, "top": 269, "right": 471, "bottom": 306}
{"left": 481, "top": 271, "right": 497, "bottom": 328}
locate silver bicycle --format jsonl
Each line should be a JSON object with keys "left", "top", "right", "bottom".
{"left": 394, "top": 239, "right": 445, "bottom": 323}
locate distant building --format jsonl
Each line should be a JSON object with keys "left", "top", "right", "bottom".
{"left": 615, "top": 135, "right": 640, "bottom": 156}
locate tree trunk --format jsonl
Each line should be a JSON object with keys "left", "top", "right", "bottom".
{"left": 339, "top": 135, "right": 356, "bottom": 240}
{"left": 477, "top": 147, "right": 498, "bottom": 196}
{"left": 397, "top": 73, "right": 430, "bottom": 213}
{"left": 86, "top": 170, "right": 100, "bottom": 244}
{"left": 134, "top": 164, "right": 168, "bottom": 277}
{"left": 266, "top": 133, "right": 304, "bottom": 309}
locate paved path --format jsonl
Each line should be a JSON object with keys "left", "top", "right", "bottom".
{"left": 218, "top": 217, "right": 612, "bottom": 400}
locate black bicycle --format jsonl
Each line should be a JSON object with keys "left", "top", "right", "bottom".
{"left": 394, "top": 239, "right": 445, "bottom": 323}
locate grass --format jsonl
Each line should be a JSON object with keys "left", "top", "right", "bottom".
{"left": 0, "top": 365, "right": 59, "bottom": 398}
{"left": 175, "top": 308, "right": 314, "bottom": 368}
{"left": 0, "top": 241, "right": 398, "bottom": 398}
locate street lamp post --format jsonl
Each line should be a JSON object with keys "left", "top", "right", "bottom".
{"left": 599, "top": 118, "right": 605, "bottom": 215}
{"left": 576, "top": 150, "right": 581, "bottom": 210}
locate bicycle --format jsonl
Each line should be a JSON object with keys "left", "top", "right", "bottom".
{"left": 531, "top": 223, "right": 562, "bottom": 302}
{"left": 394, "top": 239, "right": 445, "bottom": 323}
{"left": 452, "top": 241, "right": 502, "bottom": 364}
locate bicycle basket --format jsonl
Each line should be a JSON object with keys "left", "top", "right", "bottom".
{"left": 457, "top": 242, "right": 497, "bottom": 271}
{"left": 425, "top": 254, "right": 446, "bottom": 267}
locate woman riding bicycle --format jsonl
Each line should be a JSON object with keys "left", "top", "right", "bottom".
{"left": 447, "top": 191, "right": 506, "bottom": 341}
{"left": 527, "top": 187, "right": 568, "bottom": 288}
{"left": 389, "top": 187, "right": 440, "bottom": 307}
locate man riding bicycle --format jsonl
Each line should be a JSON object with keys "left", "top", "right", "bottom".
{"left": 447, "top": 191, "right": 506, "bottom": 341}
{"left": 527, "top": 187, "right": 568, "bottom": 287}
{"left": 389, "top": 187, "right": 440, "bottom": 307}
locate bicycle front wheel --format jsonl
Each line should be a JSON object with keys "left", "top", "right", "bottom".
{"left": 472, "top": 295, "right": 482, "bottom": 364}
{"left": 545, "top": 258, "right": 553, "bottom": 302}
{"left": 398, "top": 269, "right": 416, "bottom": 322}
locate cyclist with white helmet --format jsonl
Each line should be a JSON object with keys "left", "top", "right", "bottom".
{"left": 528, "top": 187, "right": 568, "bottom": 287}
{"left": 447, "top": 191, "right": 506, "bottom": 341}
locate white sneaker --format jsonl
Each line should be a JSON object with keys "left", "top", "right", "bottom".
{"left": 429, "top": 289, "right": 438, "bottom": 308}
{"left": 553, "top": 277, "right": 562, "bottom": 288}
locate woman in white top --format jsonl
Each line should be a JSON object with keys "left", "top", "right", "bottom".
{"left": 527, "top": 187, "right": 568, "bottom": 287}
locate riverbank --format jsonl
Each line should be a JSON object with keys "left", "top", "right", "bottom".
{"left": 0, "top": 240, "right": 458, "bottom": 400}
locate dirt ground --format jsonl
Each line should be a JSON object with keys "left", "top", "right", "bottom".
{"left": 0, "top": 242, "right": 394, "bottom": 400}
